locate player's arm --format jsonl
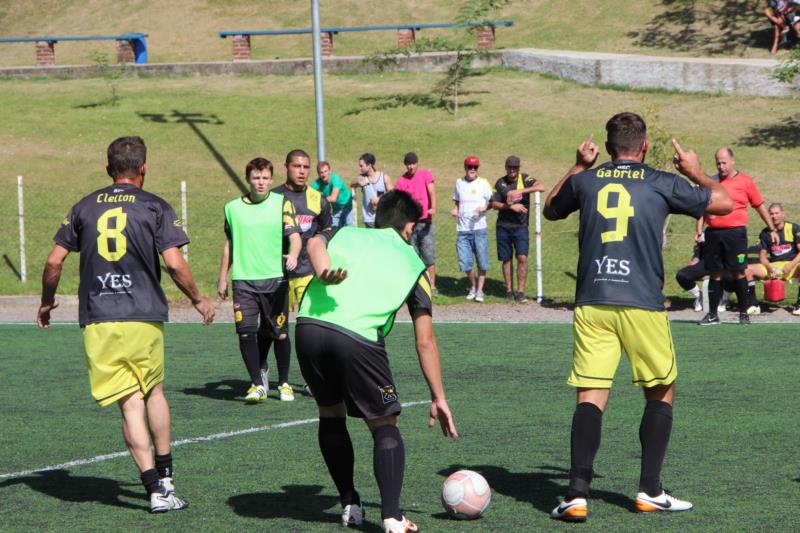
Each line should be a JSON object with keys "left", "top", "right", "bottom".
{"left": 544, "top": 134, "right": 599, "bottom": 220}
{"left": 695, "top": 217, "right": 705, "bottom": 242}
{"left": 754, "top": 202, "right": 779, "bottom": 244}
{"left": 426, "top": 180, "right": 437, "bottom": 217}
{"left": 285, "top": 233, "right": 301, "bottom": 271}
{"left": 412, "top": 309, "right": 457, "bottom": 439}
{"left": 161, "top": 247, "right": 214, "bottom": 325}
{"left": 671, "top": 139, "right": 732, "bottom": 215}
{"left": 217, "top": 238, "right": 231, "bottom": 300}
{"left": 37, "top": 244, "right": 71, "bottom": 328}
{"left": 307, "top": 232, "right": 347, "bottom": 283}
{"left": 451, "top": 199, "right": 460, "bottom": 217}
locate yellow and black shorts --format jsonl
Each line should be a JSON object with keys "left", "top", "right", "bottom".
{"left": 753, "top": 261, "right": 799, "bottom": 280}
{"left": 83, "top": 321, "right": 164, "bottom": 407}
{"left": 289, "top": 274, "right": 313, "bottom": 311}
{"left": 569, "top": 305, "right": 677, "bottom": 389}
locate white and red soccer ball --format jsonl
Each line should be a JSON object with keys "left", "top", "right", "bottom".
{"left": 441, "top": 469, "right": 492, "bottom": 520}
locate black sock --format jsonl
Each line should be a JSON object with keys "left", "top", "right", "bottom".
{"left": 318, "top": 418, "right": 359, "bottom": 507}
{"left": 747, "top": 281, "right": 757, "bottom": 307}
{"left": 155, "top": 453, "right": 173, "bottom": 479}
{"left": 140, "top": 468, "right": 161, "bottom": 495}
{"left": 238, "top": 333, "right": 263, "bottom": 385}
{"left": 707, "top": 279, "right": 722, "bottom": 315}
{"left": 257, "top": 332, "right": 273, "bottom": 380}
{"left": 734, "top": 277, "right": 748, "bottom": 313}
{"left": 566, "top": 402, "right": 602, "bottom": 500}
{"left": 639, "top": 400, "right": 673, "bottom": 497}
{"left": 274, "top": 336, "right": 292, "bottom": 385}
{"left": 373, "top": 425, "right": 405, "bottom": 521}
{"left": 796, "top": 287, "right": 800, "bottom": 306}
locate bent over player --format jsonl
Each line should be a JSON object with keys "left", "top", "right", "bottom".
{"left": 543, "top": 113, "right": 732, "bottom": 522}
{"left": 295, "top": 190, "right": 457, "bottom": 533}
{"left": 37, "top": 136, "right": 215, "bottom": 512}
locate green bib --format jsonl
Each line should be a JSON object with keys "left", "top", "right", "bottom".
{"left": 224, "top": 193, "right": 285, "bottom": 281}
{"left": 297, "top": 227, "right": 425, "bottom": 342}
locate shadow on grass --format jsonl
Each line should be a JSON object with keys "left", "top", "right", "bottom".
{"left": 436, "top": 464, "right": 632, "bottom": 518}
{"left": 344, "top": 91, "right": 486, "bottom": 116}
{"left": 436, "top": 275, "right": 508, "bottom": 298}
{"left": 3, "top": 254, "right": 21, "bottom": 281}
{"left": 227, "top": 484, "right": 383, "bottom": 531}
{"left": 0, "top": 469, "right": 143, "bottom": 510}
{"left": 738, "top": 114, "right": 800, "bottom": 149}
{"left": 137, "top": 110, "right": 248, "bottom": 194}
{"left": 182, "top": 379, "right": 250, "bottom": 402}
{"left": 627, "top": 0, "right": 769, "bottom": 55}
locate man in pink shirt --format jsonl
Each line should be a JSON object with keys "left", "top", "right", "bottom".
{"left": 395, "top": 152, "right": 437, "bottom": 293}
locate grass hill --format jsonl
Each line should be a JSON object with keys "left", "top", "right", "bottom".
{"left": 0, "top": 0, "right": 788, "bottom": 67}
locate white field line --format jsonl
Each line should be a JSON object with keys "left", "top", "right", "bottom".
{"left": 0, "top": 400, "right": 428, "bottom": 481}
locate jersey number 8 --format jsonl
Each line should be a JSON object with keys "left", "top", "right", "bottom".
{"left": 597, "top": 183, "right": 634, "bottom": 243}
{"left": 97, "top": 207, "right": 128, "bottom": 261}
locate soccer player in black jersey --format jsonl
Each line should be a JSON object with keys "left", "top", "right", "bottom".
{"left": 37, "top": 136, "right": 215, "bottom": 513}
{"left": 543, "top": 113, "right": 732, "bottom": 522}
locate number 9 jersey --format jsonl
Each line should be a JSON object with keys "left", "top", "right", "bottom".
{"left": 547, "top": 161, "right": 711, "bottom": 310}
{"left": 54, "top": 182, "right": 189, "bottom": 326}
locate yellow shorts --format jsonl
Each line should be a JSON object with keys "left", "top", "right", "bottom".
{"left": 753, "top": 261, "right": 799, "bottom": 280}
{"left": 569, "top": 305, "right": 677, "bottom": 389}
{"left": 83, "top": 321, "right": 164, "bottom": 407}
{"left": 289, "top": 274, "right": 313, "bottom": 311}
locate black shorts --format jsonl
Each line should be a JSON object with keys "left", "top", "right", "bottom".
{"left": 232, "top": 285, "right": 289, "bottom": 337}
{"left": 295, "top": 321, "right": 401, "bottom": 419}
{"left": 704, "top": 227, "right": 748, "bottom": 272}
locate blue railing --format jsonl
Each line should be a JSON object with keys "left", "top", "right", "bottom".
{"left": 0, "top": 33, "right": 148, "bottom": 63}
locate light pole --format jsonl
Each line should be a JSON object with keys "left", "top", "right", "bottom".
{"left": 311, "top": 0, "right": 326, "bottom": 161}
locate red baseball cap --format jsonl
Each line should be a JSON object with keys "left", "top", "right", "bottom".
{"left": 464, "top": 155, "right": 480, "bottom": 167}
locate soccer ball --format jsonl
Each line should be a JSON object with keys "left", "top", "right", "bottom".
{"left": 441, "top": 470, "right": 491, "bottom": 519}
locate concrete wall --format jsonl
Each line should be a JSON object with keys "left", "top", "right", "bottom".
{"left": 502, "top": 48, "right": 800, "bottom": 97}
{"left": 1, "top": 48, "right": 798, "bottom": 98}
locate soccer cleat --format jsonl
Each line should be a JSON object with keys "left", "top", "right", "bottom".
{"left": 792, "top": 305, "right": 800, "bottom": 316}
{"left": 475, "top": 291, "right": 485, "bottom": 303}
{"left": 278, "top": 382, "right": 295, "bottom": 402}
{"left": 515, "top": 292, "right": 528, "bottom": 303}
{"left": 746, "top": 305, "right": 761, "bottom": 315}
{"left": 245, "top": 384, "right": 268, "bottom": 403}
{"left": 635, "top": 490, "right": 693, "bottom": 513}
{"left": 551, "top": 498, "right": 588, "bottom": 522}
{"left": 698, "top": 313, "right": 720, "bottom": 326}
{"left": 693, "top": 297, "right": 703, "bottom": 313}
{"left": 739, "top": 313, "right": 751, "bottom": 325}
{"left": 246, "top": 384, "right": 256, "bottom": 395}
{"left": 466, "top": 287, "right": 477, "bottom": 300}
{"left": 341, "top": 503, "right": 364, "bottom": 527}
{"left": 383, "top": 515, "right": 419, "bottom": 533}
{"left": 150, "top": 478, "right": 188, "bottom": 513}
{"left": 505, "top": 291, "right": 515, "bottom": 301}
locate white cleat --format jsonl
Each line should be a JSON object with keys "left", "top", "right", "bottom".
{"left": 635, "top": 490, "right": 693, "bottom": 513}
{"left": 551, "top": 497, "right": 588, "bottom": 522}
{"left": 278, "top": 382, "right": 295, "bottom": 402}
{"left": 341, "top": 503, "right": 364, "bottom": 527}
{"left": 245, "top": 384, "right": 268, "bottom": 403}
{"left": 150, "top": 478, "right": 188, "bottom": 513}
{"left": 383, "top": 515, "right": 419, "bottom": 533}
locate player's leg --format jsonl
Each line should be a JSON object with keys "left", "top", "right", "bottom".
{"left": 118, "top": 392, "right": 156, "bottom": 477}
{"left": 701, "top": 229, "right": 725, "bottom": 323}
{"left": 366, "top": 415, "right": 415, "bottom": 531}
{"left": 418, "top": 222, "right": 437, "bottom": 293}
{"left": 456, "top": 232, "right": 476, "bottom": 298}
{"left": 233, "top": 289, "right": 266, "bottom": 399}
{"left": 497, "top": 227, "right": 514, "bottom": 297}
{"left": 676, "top": 262, "right": 707, "bottom": 312}
{"left": 723, "top": 228, "right": 750, "bottom": 322}
{"left": 514, "top": 226, "right": 530, "bottom": 301}
{"left": 475, "top": 228, "right": 489, "bottom": 300}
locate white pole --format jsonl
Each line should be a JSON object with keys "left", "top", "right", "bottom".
{"left": 17, "top": 176, "right": 27, "bottom": 283}
{"left": 351, "top": 187, "right": 358, "bottom": 226}
{"left": 181, "top": 180, "right": 188, "bottom": 263}
{"left": 534, "top": 190, "right": 542, "bottom": 303}
{"left": 311, "top": 0, "right": 326, "bottom": 161}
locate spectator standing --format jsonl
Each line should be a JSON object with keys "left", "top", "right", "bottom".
{"left": 395, "top": 152, "right": 438, "bottom": 294}
{"left": 451, "top": 155, "right": 492, "bottom": 302}
{"left": 491, "top": 155, "right": 545, "bottom": 302}
{"left": 744, "top": 202, "right": 800, "bottom": 313}
{"left": 352, "top": 153, "right": 392, "bottom": 228}
{"left": 312, "top": 161, "right": 354, "bottom": 227}
{"left": 37, "top": 136, "right": 215, "bottom": 512}
{"left": 699, "top": 147, "right": 778, "bottom": 326}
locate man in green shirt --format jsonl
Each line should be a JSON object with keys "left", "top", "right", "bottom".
{"left": 218, "top": 157, "right": 301, "bottom": 403}
{"left": 295, "top": 190, "right": 457, "bottom": 533}
{"left": 312, "top": 161, "right": 354, "bottom": 227}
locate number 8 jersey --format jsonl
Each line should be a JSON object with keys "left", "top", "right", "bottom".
{"left": 54, "top": 183, "right": 189, "bottom": 326}
{"left": 548, "top": 161, "right": 711, "bottom": 310}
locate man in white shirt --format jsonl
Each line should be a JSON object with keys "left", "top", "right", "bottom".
{"left": 451, "top": 155, "right": 493, "bottom": 302}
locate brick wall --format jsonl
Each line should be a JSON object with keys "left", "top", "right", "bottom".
{"left": 232, "top": 35, "right": 251, "bottom": 61}
{"left": 35, "top": 41, "right": 55, "bottom": 65}
{"left": 476, "top": 26, "right": 495, "bottom": 48}
{"left": 117, "top": 40, "right": 135, "bottom": 63}
{"left": 397, "top": 28, "right": 415, "bottom": 48}
{"left": 320, "top": 32, "right": 333, "bottom": 56}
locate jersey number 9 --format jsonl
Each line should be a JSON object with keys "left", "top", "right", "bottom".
{"left": 97, "top": 207, "right": 128, "bottom": 261}
{"left": 597, "top": 184, "right": 634, "bottom": 243}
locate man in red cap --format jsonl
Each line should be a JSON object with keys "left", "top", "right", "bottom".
{"left": 451, "top": 156, "right": 493, "bottom": 302}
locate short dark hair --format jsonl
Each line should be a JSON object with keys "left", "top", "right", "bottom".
{"left": 107, "top": 136, "right": 146, "bottom": 178}
{"left": 403, "top": 152, "right": 418, "bottom": 165}
{"left": 606, "top": 112, "right": 647, "bottom": 158}
{"left": 375, "top": 190, "right": 421, "bottom": 234}
{"left": 246, "top": 157, "right": 273, "bottom": 180}
{"left": 317, "top": 160, "right": 330, "bottom": 172}
{"left": 360, "top": 153, "right": 376, "bottom": 167}
{"left": 285, "top": 149, "right": 310, "bottom": 164}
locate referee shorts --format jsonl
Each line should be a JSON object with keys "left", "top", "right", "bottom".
{"left": 83, "top": 321, "right": 164, "bottom": 407}
{"left": 704, "top": 226, "right": 748, "bottom": 272}
{"left": 569, "top": 305, "right": 677, "bottom": 389}
{"left": 295, "top": 322, "right": 402, "bottom": 420}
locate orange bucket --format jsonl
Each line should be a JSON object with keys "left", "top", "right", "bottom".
{"left": 763, "top": 279, "right": 785, "bottom": 302}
